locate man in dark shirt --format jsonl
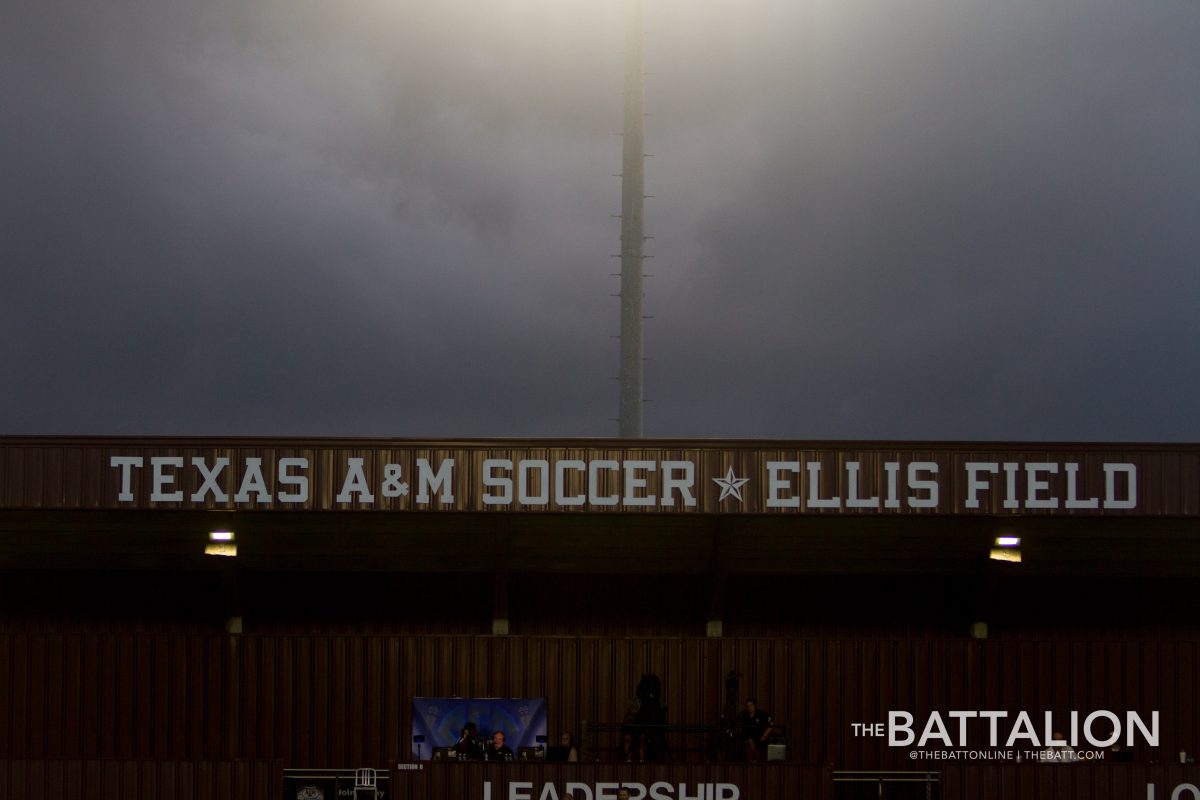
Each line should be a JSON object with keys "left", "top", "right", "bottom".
{"left": 740, "top": 699, "right": 773, "bottom": 762}
{"left": 483, "top": 730, "right": 515, "bottom": 762}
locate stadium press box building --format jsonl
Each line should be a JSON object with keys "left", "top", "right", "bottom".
{"left": 0, "top": 437, "right": 1198, "bottom": 800}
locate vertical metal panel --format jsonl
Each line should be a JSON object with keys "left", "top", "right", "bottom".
{"left": 195, "top": 761, "right": 214, "bottom": 799}
{"left": 465, "top": 636, "right": 486, "bottom": 695}
{"left": 26, "top": 759, "right": 44, "bottom": 799}
{"left": 389, "top": 636, "right": 413, "bottom": 752}
{"left": 290, "top": 637, "right": 310, "bottom": 764}
{"left": 80, "top": 636, "right": 100, "bottom": 758}
{"left": 61, "top": 636, "right": 81, "bottom": 756}
{"left": 10, "top": 635, "right": 30, "bottom": 758}
{"left": 315, "top": 637, "right": 332, "bottom": 763}
{"left": 28, "top": 635, "right": 47, "bottom": 758}
{"left": 239, "top": 636, "right": 258, "bottom": 759}
{"left": 1144, "top": 641, "right": 1162, "bottom": 735}
{"left": 1180, "top": 642, "right": 1196, "bottom": 764}
{"left": 348, "top": 638, "right": 365, "bottom": 769}
{"left": 260, "top": 636, "right": 280, "bottom": 761}
{"left": 214, "top": 760, "right": 233, "bottom": 797}
{"left": 207, "top": 636, "right": 227, "bottom": 759}
{"left": 363, "top": 637, "right": 383, "bottom": 765}
{"left": 277, "top": 637, "right": 296, "bottom": 765}
{"left": 514, "top": 635, "right": 534, "bottom": 698}
{"left": 565, "top": 637, "right": 583, "bottom": 738}
{"left": 104, "top": 760, "right": 123, "bottom": 797}
{"left": 60, "top": 752, "right": 81, "bottom": 798}
{"left": 159, "top": 762, "right": 179, "bottom": 799}
{"left": 132, "top": 637, "right": 152, "bottom": 756}
{"left": 541, "top": 637, "right": 562, "bottom": 738}
{"left": 113, "top": 636, "right": 133, "bottom": 756}
{"left": 330, "top": 637, "right": 347, "bottom": 766}
{"left": 0, "top": 636, "right": 9, "bottom": 760}
{"left": 254, "top": 639, "right": 276, "bottom": 760}
{"left": 851, "top": 639, "right": 873, "bottom": 770}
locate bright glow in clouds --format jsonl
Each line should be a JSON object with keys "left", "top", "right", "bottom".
{"left": 3, "top": 0, "right": 1199, "bottom": 439}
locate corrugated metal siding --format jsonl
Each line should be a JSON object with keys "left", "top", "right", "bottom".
{"left": 725, "top": 574, "right": 1200, "bottom": 641}
{"left": 0, "top": 633, "right": 1196, "bottom": 772}
{"left": 511, "top": 574, "right": 709, "bottom": 636}
{"left": 0, "top": 760, "right": 281, "bottom": 800}
{"left": 1, "top": 759, "right": 1194, "bottom": 800}
{"left": 0, "top": 635, "right": 228, "bottom": 760}
{"left": 389, "top": 762, "right": 834, "bottom": 800}
{"left": 938, "top": 765, "right": 1200, "bottom": 800}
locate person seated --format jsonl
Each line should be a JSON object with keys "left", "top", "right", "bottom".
{"left": 1040, "top": 732, "right": 1078, "bottom": 763}
{"left": 1110, "top": 743, "right": 1134, "bottom": 763}
{"left": 740, "top": 699, "right": 774, "bottom": 763}
{"left": 483, "top": 730, "right": 515, "bottom": 762}
{"left": 561, "top": 731, "right": 579, "bottom": 762}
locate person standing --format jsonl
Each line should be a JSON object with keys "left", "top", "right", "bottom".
{"left": 455, "top": 722, "right": 481, "bottom": 760}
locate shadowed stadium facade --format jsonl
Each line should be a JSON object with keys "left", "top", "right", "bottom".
{"left": 1, "top": 437, "right": 1198, "bottom": 799}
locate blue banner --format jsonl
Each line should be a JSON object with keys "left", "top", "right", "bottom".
{"left": 411, "top": 697, "right": 549, "bottom": 760}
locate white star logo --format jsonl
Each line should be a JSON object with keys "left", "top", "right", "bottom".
{"left": 713, "top": 466, "right": 750, "bottom": 502}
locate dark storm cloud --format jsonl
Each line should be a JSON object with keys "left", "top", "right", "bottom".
{"left": 1, "top": 0, "right": 1197, "bottom": 439}
{"left": 646, "top": 0, "right": 1200, "bottom": 439}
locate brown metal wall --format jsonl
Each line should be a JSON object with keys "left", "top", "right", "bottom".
{"left": 511, "top": 574, "right": 710, "bottom": 636}
{"left": 1, "top": 632, "right": 1195, "bottom": 772}
{"left": 388, "top": 763, "right": 1200, "bottom": 800}
{"left": 937, "top": 764, "right": 1200, "bottom": 800}
{"left": 6, "top": 571, "right": 1194, "bottom": 641}
{"left": 0, "top": 759, "right": 281, "bottom": 800}
{"left": 3, "top": 759, "right": 1196, "bottom": 800}
{"left": 390, "top": 762, "right": 833, "bottom": 800}
{"left": 723, "top": 575, "right": 1200, "bottom": 641}
{"left": 0, "top": 635, "right": 229, "bottom": 760}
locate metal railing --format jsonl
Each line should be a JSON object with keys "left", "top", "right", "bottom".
{"left": 582, "top": 721, "right": 789, "bottom": 762}
{"left": 833, "top": 770, "right": 940, "bottom": 800}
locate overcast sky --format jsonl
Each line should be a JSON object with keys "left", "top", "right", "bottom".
{"left": 2, "top": 0, "right": 1198, "bottom": 440}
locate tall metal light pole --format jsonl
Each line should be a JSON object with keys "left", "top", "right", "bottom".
{"left": 617, "top": 0, "right": 646, "bottom": 438}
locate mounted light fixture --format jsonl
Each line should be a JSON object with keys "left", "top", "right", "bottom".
{"left": 989, "top": 547, "right": 1021, "bottom": 563}
{"left": 206, "top": 530, "right": 237, "bottom": 557}
{"left": 991, "top": 534, "right": 1021, "bottom": 562}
